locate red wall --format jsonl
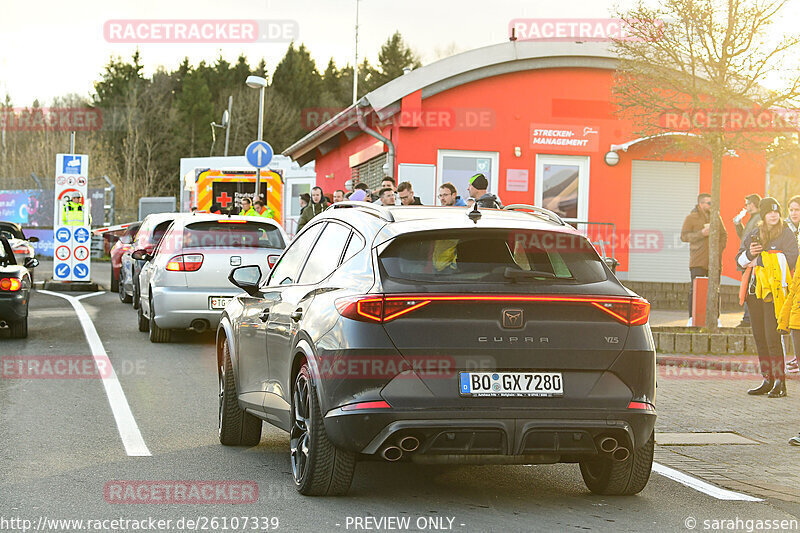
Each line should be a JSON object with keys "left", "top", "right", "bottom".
{"left": 311, "top": 67, "right": 765, "bottom": 281}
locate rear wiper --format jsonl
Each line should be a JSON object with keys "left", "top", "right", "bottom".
{"left": 503, "top": 267, "right": 556, "bottom": 281}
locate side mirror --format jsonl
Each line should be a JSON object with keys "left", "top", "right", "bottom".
{"left": 604, "top": 257, "right": 619, "bottom": 273}
{"left": 24, "top": 257, "right": 39, "bottom": 269}
{"left": 131, "top": 249, "right": 152, "bottom": 261}
{"left": 27, "top": 236, "right": 39, "bottom": 243}
{"left": 229, "top": 265, "right": 263, "bottom": 297}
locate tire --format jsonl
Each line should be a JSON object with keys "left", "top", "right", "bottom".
{"left": 218, "top": 341, "right": 262, "bottom": 446}
{"left": 119, "top": 283, "right": 132, "bottom": 304}
{"left": 291, "top": 363, "right": 356, "bottom": 496}
{"left": 148, "top": 295, "right": 171, "bottom": 343}
{"left": 110, "top": 268, "right": 119, "bottom": 293}
{"left": 580, "top": 431, "right": 654, "bottom": 496}
{"left": 137, "top": 303, "right": 149, "bottom": 332}
{"left": 10, "top": 318, "right": 28, "bottom": 339}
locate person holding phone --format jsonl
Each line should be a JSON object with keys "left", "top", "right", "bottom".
{"left": 736, "top": 198, "right": 798, "bottom": 398}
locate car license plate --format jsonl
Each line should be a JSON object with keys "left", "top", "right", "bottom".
{"left": 459, "top": 372, "right": 563, "bottom": 397}
{"left": 209, "top": 297, "right": 232, "bottom": 310}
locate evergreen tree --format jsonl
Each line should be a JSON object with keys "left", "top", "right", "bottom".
{"left": 175, "top": 69, "right": 214, "bottom": 157}
{"left": 270, "top": 43, "right": 322, "bottom": 110}
{"left": 372, "top": 32, "right": 421, "bottom": 88}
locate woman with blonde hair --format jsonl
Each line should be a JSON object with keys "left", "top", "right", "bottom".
{"left": 736, "top": 198, "right": 797, "bottom": 398}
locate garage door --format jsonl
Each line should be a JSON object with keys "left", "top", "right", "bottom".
{"left": 627, "top": 160, "right": 700, "bottom": 282}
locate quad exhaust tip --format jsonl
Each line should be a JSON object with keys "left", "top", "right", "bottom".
{"left": 381, "top": 446, "right": 403, "bottom": 461}
{"left": 399, "top": 436, "right": 420, "bottom": 452}
{"left": 598, "top": 436, "right": 618, "bottom": 454}
{"left": 612, "top": 447, "right": 630, "bottom": 462}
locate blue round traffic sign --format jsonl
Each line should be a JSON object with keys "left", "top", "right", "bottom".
{"left": 55, "top": 227, "right": 71, "bottom": 243}
{"left": 74, "top": 227, "right": 90, "bottom": 243}
{"left": 54, "top": 263, "right": 70, "bottom": 279}
{"left": 245, "top": 140, "right": 273, "bottom": 168}
{"left": 73, "top": 263, "right": 89, "bottom": 279}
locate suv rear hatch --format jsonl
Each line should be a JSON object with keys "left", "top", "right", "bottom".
{"left": 366, "top": 228, "right": 648, "bottom": 408}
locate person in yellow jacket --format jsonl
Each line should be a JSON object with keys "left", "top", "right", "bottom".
{"left": 239, "top": 197, "right": 257, "bottom": 217}
{"left": 736, "top": 198, "right": 797, "bottom": 398}
{"left": 253, "top": 199, "right": 276, "bottom": 219}
{"left": 61, "top": 194, "right": 86, "bottom": 226}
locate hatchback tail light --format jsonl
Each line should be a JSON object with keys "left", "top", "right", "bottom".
{"left": 166, "top": 254, "right": 204, "bottom": 272}
{"left": 336, "top": 295, "right": 432, "bottom": 323}
{"left": 0, "top": 277, "right": 22, "bottom": 291}
{"left": 12, "top": 244, "right": 32, "bottom": 255}
{"left": 336, "top": 294, "right": 650, "bottom": 326}
{"left": 267, "top": 254, "right": 281, "bottom": 268}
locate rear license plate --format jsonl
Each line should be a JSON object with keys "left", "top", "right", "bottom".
{"left": 459, "top": 372, "right": 563, "bottom": 397}
{"left": 209, "top": 297, "right": 232, "bottom": 310}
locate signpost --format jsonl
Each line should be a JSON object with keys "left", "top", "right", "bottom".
{"left": 53, "top": 153, "right": 91, "bottom": 282}
{"left": 245, "top": 140, "right": 273, "bottom": 203}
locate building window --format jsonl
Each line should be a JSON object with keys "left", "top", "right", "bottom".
{"left": 351, "top": 153, "right": 387, "bottom": 190}
{"left": 436, "top": 150, "right": 500, "bottom": 203}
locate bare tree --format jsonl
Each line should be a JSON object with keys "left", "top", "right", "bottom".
{"left": 614, "top": 0, "right": 800, "bottom": 332}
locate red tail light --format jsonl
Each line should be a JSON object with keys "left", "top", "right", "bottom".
{"left": 267, "top": 254, "right": 281, "bottom": 268}
{"left": 628, "top": 401, "right": 655, "bottom": 411}
{"left": 336, "top": 296, "right": 433, "bottom": 323}
{"left": 165, "top": 254, "right": 204, "bottom": 272}
{"left": 336, "top": 294, "right": 649, "bottom": 325}
{"left": 217, "top": 219, "right": 247, "bottom": 223}
{"left": 0, "top": 278, "right": 22, "bottom": 291}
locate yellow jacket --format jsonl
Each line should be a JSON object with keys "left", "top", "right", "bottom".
{"left": 778, "top": 256, "right": 800, "bottom": 331}
{"left": 754, "top": 251, "right": 791, "bottom": 319}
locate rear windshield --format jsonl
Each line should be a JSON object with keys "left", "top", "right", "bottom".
{"left": 183, "top": 221, "right": 285, "bottom": 249}
{"left": 379, "top": 229, "right": 607, "bottom": 284}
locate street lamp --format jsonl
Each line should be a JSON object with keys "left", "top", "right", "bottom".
{"left": 246, "top": 75, "right": 268, "bottom": 200}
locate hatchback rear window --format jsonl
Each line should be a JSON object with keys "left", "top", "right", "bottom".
{"left": 379, "top": 229, "right": 607, "bottom": 284}
{"left": 183, "top": 221, "right": 285, "bottom": 249}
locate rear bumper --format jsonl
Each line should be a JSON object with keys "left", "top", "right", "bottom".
{"left": 152, "top": 286, "right": 241, "bottom": 329}
{"left": 324, "top": 408, "right": 656, "bottom": 460}
{"left": 0, "top": 293, "right": 29, "bottom": 322}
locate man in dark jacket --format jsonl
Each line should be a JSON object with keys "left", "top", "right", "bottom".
{"left": 680, "top": 193, "right": 727, "bottom": 322}
{"left": 467, "top": 173, "right": 502, "bottom": 208}
{"left": 296, "top": 186, "right": 329, "bottom": 232}
{"left": 397, "top": 181, "right": 423, "bottom": 205}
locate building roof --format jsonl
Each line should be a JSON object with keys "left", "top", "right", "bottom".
{"left": 283, "top": 41, "right": 617, "bottom": 164}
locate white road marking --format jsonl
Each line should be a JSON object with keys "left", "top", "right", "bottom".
{"left": 40, "top": 290, "right": 151, "bottom": 457}
{"left": 653, "top": 462, "right": 762, "bottom": 501}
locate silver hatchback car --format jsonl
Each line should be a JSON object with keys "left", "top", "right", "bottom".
{"left": 135, "top": 213, "right": 288, "bottom": 342}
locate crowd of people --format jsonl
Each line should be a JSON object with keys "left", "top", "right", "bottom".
{"left": 682, "top": 193, "right": 800, "bottom": 446}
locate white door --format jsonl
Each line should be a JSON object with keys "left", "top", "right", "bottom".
{"left": 628, "top": 160, "right": 700, "bottom": 282}
{"left": 535, "top": 155, "right": 590, "bottom": 221}
{"left": 436, "top": 150, "right": 500, "bottom": 205}
{"left": 397, "top": 164, "right": 436, "bottom": 205}
{"left": 283, "top": 177, "right": 316, "bottom": 237}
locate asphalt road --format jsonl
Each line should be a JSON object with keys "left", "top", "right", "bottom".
{"left": 1, "top": 261, "right": 799, "bottom": 533}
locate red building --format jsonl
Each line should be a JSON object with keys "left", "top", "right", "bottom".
{"left": 283, "top": 41, "right": 764, "bottom": 283}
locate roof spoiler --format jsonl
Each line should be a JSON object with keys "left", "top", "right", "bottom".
{"left": 503, "top": 204, "right": 566, "bottom": 226}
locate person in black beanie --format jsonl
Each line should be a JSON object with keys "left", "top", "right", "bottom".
{"left": 736, "top": 197, "right": 797, "bottom": 398}
{"left": 467, "top": 173, "right": 502, "bottom": 208}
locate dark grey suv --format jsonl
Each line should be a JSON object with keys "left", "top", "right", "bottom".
{"left": 217, "top": 202, "right": 656, "bottom": 496}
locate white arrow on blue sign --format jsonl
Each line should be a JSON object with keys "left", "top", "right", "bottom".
{"left": 55, "top": 263, "right": 70, "bottom": 279}
{"left": 245, "top": 140, "right": 273, "bottom": 168}
{"left": 74, "top": 263, "right": 89, "bottom": 279}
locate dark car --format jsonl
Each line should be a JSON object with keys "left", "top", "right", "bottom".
{"left": 0, "top": 236, "right": 38, "bottom": 338}
{"left": 0, "top": 221, "right": 39, "bottom": 281}
{"left": 217, "top": 202, "right": 656, "bottom": 497}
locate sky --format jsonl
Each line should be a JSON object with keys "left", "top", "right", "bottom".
{"left": 2, "top": 0, "right": 800, "bottom": 107}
